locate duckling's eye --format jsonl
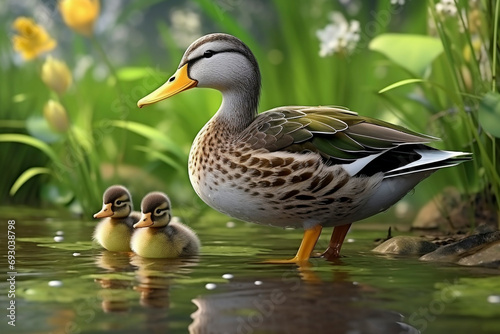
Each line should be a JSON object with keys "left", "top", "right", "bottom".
{"left": 115, "top": 200, "right": 122, "bottom": 206}
{"left": 155, "top": 208, "right": 163, "bottom": 216}
{"left": 203, "top": 50, "right": 215, "bottom": 58}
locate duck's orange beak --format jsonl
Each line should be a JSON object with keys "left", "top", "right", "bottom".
{"left": 134, "top": 212, "right": 154, "bottom": 228}
{"left": 93, "top": 203, "right": 113, "bottom": 219}
{"left": 137, "top": 64, "right": 197, "bottom": 108}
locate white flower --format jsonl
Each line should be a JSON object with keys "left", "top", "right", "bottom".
{"left": 170, "top": 8, "right": 201, "bottom": 48}
{"left": 316, "top": 12, "right": 360, "bottom": 57}
{"left": 436, "top": 0, "right": 457, "bottom": 17}
{"left": 390, "top": 0, "right": 405, "bottom": 5}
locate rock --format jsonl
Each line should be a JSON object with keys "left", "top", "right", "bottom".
{"left": 412, "top": 188, "right": 463, "bottom": 230}
{"left": 457, "top": 240, "right": 500, "bottom": 268}
{"left": 411, "top": 198, "right": 442, "bottom": 229}
{"left": 412, "top": 187, "right": 499, "bottom": 231}
{"left": 372, "top": 236, "right": 438, "bottom": 255}
{"left": 420, "top": 231, "right": 500, "bottom": 263}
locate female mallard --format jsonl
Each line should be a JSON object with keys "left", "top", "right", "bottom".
{"left": 131, "top": 192, "right": 200, "bottom": 258}
{"left": 137, "top": 33, "right": 470, "bottom": 263}
{"left": 93, "top": 185, "right": 140, "bottom": 252}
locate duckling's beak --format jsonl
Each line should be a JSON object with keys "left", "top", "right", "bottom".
{"left": 137, "top": 64, "right": 197, "bottom": 108}
{"left": 134, "top": 212, "right": 154, "bottom": 228}
{"left": 93, "top": 203, "right": 113, "bottom": 218}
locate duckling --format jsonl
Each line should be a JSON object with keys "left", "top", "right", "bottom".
{"left": 131, "top": 192, "right": 200, "bottom": 258}
{"left": 93, "top": 185, "right": 140, "bottom": 252}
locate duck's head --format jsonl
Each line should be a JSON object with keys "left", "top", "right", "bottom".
{"left": 134, "top": 192, "right": 172, "bottom": 228}
{"left": 137, "top": 33, "right": 261, "bottom": 110}
{"left": 93, "top": 185, "right": 133, "bottom": 219}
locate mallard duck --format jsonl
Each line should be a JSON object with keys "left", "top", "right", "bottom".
{"left": 137, "top": 33, "right": 471, "bottom": 263}
{"left": 131, "top": 192, "right": 201, "bottom": 258}
{"left": 93, "top": 185, "right": 140, "bottom": 252}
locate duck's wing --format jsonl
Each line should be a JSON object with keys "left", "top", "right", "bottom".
{"left": 237, "top": 106, "right": 470, "bottom": 177}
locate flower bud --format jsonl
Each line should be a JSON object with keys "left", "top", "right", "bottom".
{"left": 41, "top": 56, "right": 72, "bottom": 95}
{"left": 43, "top": 100, "right": 70, "bottom": 133}
{"left": 59, "top": 0, "right": 100, "bottom": 37}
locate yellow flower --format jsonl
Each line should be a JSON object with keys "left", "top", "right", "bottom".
{"left": 41, "top": 56, "right": 73, "bottom": 95}
{"left": 59, "top": 0, "right": 100, "bottom": 37}
{"left": 463, "top": 38, "right": 482, "bottom": 63}
{"left": 43, "top": 100, "right": 70, "bottom": 133}
{"left": 11, "top": 17, "right": 56, "bottom": 61}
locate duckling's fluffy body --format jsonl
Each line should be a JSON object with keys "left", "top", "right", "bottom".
{"left": 92, "top": 185, "right": 139, "bottom": 252}
{"left": 131, "top": 217, "right": 200, "bottom": 258}
{"left": 93, "top": 212, "right": 140, "bottom": 252}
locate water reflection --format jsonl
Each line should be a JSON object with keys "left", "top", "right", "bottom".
{"left": 8, "top": 219, "right": 499, "bottom": 334}
{"left": 94, "top": 251, "right": 199, "bottom": 313}
{"left": 189, "top": 263, "right": 418, "bottom": 334}
{"left": 131, "top": 255, "right": 198, "bottom": 309}
{"left": 94, "top": 251, "right": 135, "bottom": 313}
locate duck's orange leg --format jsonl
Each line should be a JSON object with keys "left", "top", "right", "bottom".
{"left": 262, "top": 225, "right": 322, "bottom": 264}
{"left": 321, "top": 223, "right": 351, "bottom": 260}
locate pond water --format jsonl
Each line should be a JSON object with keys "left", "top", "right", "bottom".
{"left": 1, "top": 212, "right": 499, "bottom": 334}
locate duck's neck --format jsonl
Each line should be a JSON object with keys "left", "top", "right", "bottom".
{"left": 215, "top": 91, "right": 258, "bottom": 134}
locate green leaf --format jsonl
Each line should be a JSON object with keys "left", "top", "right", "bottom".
{"left": 0, "top": 134, "right": 59, "bottom": 163}
{"left": 479, "top": 92, "right": 500, "bottom": 138}
{"left": 107, "top": 120, "right": 186, "bottom": 160}
{"left": 369, "top": 34, "right": 443, "bottom": 77}
{"left": 378, "top": 79, "right": 426, "bottom": 94}
{"left": 10, "top": 167, "right": 51, "bottom": 196}
{"left": 133, "top": 145, "right": 184, "bottom": 172}
{"left": 116, "top": 67, "right": 155, "bottom": 81}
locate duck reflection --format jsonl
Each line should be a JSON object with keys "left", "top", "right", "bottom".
{"left": 189, "top": 263, "right": 418, "bottom": 334}
{"left": 94, "top": 251, "right": 199, "bottom": 314}
{"left": 131, "top": 254, "right": 198, "bottom": 308}
{"left": 94, "top": 251, "right": 135, "bottom": 313}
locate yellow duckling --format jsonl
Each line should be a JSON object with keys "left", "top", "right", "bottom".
{"left": 131, "top": 192, "right": 200, "bottom": 258}
{"left": 93, "top": 185, "right": 140, "bottom": 252}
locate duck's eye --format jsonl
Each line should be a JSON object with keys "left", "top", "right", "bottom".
{"left": 203, "top": 50, "right": 215, "bottom": 58}
{"left": 155, "top": 208, "right": 163, "bottom": 215}
{"left": 115, "top": 200, "right": 122, "bottom": 206}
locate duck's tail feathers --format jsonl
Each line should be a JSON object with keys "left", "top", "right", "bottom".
{"left": 384, "top": 149, "right": 472, "bottom": 178}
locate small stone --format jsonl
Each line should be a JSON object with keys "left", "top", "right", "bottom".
{"left": 226, "top": 221, "right": 236, "bottom": 228}
{"left": 56, "top": 231, "right": 64, "bottom": 235}
{"left": 347, "top": 238, "right": 355, "bottom": 243}
{"left": 205, "top": 283, "right": 217, "bottom": 290}
{"left": 53, "top": 236, "right": 64, "bottom": 242}
{"left": 72, "top": 252, "right": 81, "bottom": 257}
{"left": 420, "top": 231, "right": 500, "bottom": 263}
{"left": 222, "top": 273, "right": 233, "bottom": 280}
{"left": 372, "top": 236, "right": 438, "bottom": 255}
{"left": 411, "top": 198, "right": 442, "bottom": 229}
{"left": 456, "top": 240, "right": 500, "bottom": 268}
{"left": 487, "top": 295, "right": 500, "bottom": 304}
{"left": 48, "top": 280, "right": 63, "bottom": 287}
{"left": 254, "top": 280, "right": 263, "bottom": 286}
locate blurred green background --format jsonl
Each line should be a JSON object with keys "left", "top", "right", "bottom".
{"left": 1, "top": 0, "right": 498, "bottom": 225}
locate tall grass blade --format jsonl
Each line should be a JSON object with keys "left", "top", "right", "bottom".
{"left": 10, "top": 167, "right": 50, "bottom": 196}
{"left": 107, "top": 120, "right": 186, "bottom": 160}
{"left": 0, "top": 134, "right": 59, "bottom": 163}
{"left": 378, "top": 79, "right": 426, "bottom": 94}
